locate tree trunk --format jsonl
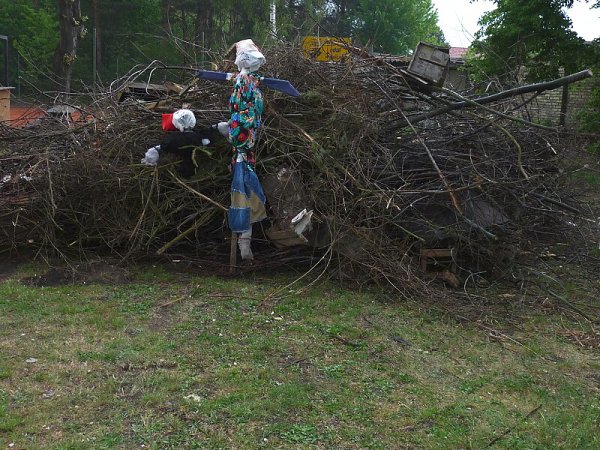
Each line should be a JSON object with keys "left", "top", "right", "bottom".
{"left": 53, "top": 0, "right": 85, "bottom": 94}
{"left": 93, "top": 0, "right": 102, "bottom": 74}
{"left": 161, "top": 0, "right": 171, "bottom": 40}
{"left": 181, "top": 9, "right": 189, "bottom": 65}
{"left": 195, "top": 1, "right": 212, "bottom": 49}
{"left": 559, "top": 84, "right": 569, "bottom": 126}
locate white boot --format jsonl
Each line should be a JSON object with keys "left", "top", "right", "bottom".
{"left": 238, "top": 230, "right": 254, "bottom": 260}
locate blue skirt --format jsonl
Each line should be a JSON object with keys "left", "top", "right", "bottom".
{"left": 228, "top": 160, "right": 266, "bottom": 233}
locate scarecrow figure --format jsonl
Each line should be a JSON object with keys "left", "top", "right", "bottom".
{"left": 195, "top": 40, "right": 299, "bottom": 261}
{"left": 196, "top": 42, "right": 306, "bottom": 259}
{"left": 141, "top": 109, "right": 215, "bottom": 178}
{"left": 221, "top": 39, "right": 269, "bottom": 261}
{"left": 146, "top": 40, "right": 299, "bottom": 261}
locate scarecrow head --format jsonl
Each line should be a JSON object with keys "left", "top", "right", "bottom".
{"left": 171, "top": 109, "right": 196, "bottom": 132}
{"left": 234, "top": 39, "right": 265, "bottom": 74}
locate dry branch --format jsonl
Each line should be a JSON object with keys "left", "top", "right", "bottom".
{"left": 408, "top": 69, "right": 593, "bottom": 126}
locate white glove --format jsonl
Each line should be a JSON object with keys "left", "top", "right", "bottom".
{"left": 217, "top": 121, "right": 229, "bottom": 138}
{"left": 141, "top": 145, "right": 160, "bottom": 166}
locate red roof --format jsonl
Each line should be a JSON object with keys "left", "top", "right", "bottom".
{"left": 9, "top": 106, "right": 45, "bottom": 127}
{"left": 449, "top": 47, "right": 468, "bottom": 59}
{"left": 9, "top": 105, "right": 91, "bottom": 128}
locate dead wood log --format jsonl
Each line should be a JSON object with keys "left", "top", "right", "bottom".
{"left": 407, "top": 69, "right": 593, "bottom": 125}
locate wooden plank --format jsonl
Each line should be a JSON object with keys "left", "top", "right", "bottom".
{"left": 416, "top": 55, "right": 449, "bottom": 68}
{"left": 421, "top": 248, "right": 453, "bottom": 258}
{"left": 126, "top": 82, "right": 169, "bottom": 92}
{"left": 265, "top": 227, "right": 309, "bottom": 248}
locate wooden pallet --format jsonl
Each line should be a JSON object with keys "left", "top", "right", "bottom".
{"left": 420, "top": 248, "right": 460, "bottom": 288}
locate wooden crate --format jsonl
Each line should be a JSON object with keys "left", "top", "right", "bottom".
{"left": 420, "top": 248, "right": 460, "bottom": 288}
{"left": 407, "top": 42, "right": 449, "bottom": 86}
{"left": 420, "top": 248, "right": 456, "bottom": 272}
{"left": 0, "top": 87, "right": 13, "bottom": 123}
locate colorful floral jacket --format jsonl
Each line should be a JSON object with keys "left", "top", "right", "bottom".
{"left": 229, "top": 72, "right": 264, "bottom": 169}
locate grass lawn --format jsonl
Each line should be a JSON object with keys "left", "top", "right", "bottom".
{"left": 0, "top": 263, "right": 599, "bottom": 449}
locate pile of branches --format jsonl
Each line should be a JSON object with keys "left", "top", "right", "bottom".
{"left": 0, "top": 43, "right": 589, "bottom": 288}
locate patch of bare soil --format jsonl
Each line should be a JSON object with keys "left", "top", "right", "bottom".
{"left": 0, "top": 259, "right": 18, "bottom": 282}
{"left": 21, "top": 262, "right": 132, "bottom": 287}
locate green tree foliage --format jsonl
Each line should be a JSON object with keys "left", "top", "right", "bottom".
{"left": 0, "top": 0, "right": 445, "bottom": 93}
{"left": 351, "top": 0, "right": 444, "bottom": 54}
{"left": 578, "top": 41, "right": 600, "bottom": 144}
{"left": 76, "top": 0, "right": 164, "bottom": 83}
{"left": 317, "top": 0, "right": 444, "bottom": 53}
{"left": 469, "top": 0, "right": 589, "bottom": 85}
{"left": 0, "top": 0, "right": 57, "bottom": 88}
{"left": 580, "top": 82, "right": 600, "bottom": 133}
{"left": 578, "top": 81, "right": 600, "bottom": 154}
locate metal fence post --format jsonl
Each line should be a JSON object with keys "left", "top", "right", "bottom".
{"left": 0, "top": 35, "right": 8, "bottom": 87}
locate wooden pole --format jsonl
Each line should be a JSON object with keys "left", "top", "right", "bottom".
{"left": 229, "top": 232, "right": 237, "bottom": 273}
{"left": 559, "top": 84, "right": 569, "bottom": 126}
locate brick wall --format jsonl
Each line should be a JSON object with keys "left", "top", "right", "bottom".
{"left": 568, "top": 79, "right": 597, "bottom": 126}
{"left": 525, "top": 76, "right": 597, "bottom": 127}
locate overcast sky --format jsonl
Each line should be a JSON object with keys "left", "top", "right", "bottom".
{"left": 431, "top": 0, "right": 600, "bottom": 47}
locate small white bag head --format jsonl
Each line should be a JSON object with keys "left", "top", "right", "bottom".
{"left": 234, "top": 39, "right": 266, "bottom": 73}
{"left": 172, "top": 109, "right": 196, "bottom": 131}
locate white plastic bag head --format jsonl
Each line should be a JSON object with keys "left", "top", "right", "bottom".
{"left": 172, "top": 109, "right": 196, "bottom": 131}
{"left": 234, "top": 39, "right": 266, "bottom": 73}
